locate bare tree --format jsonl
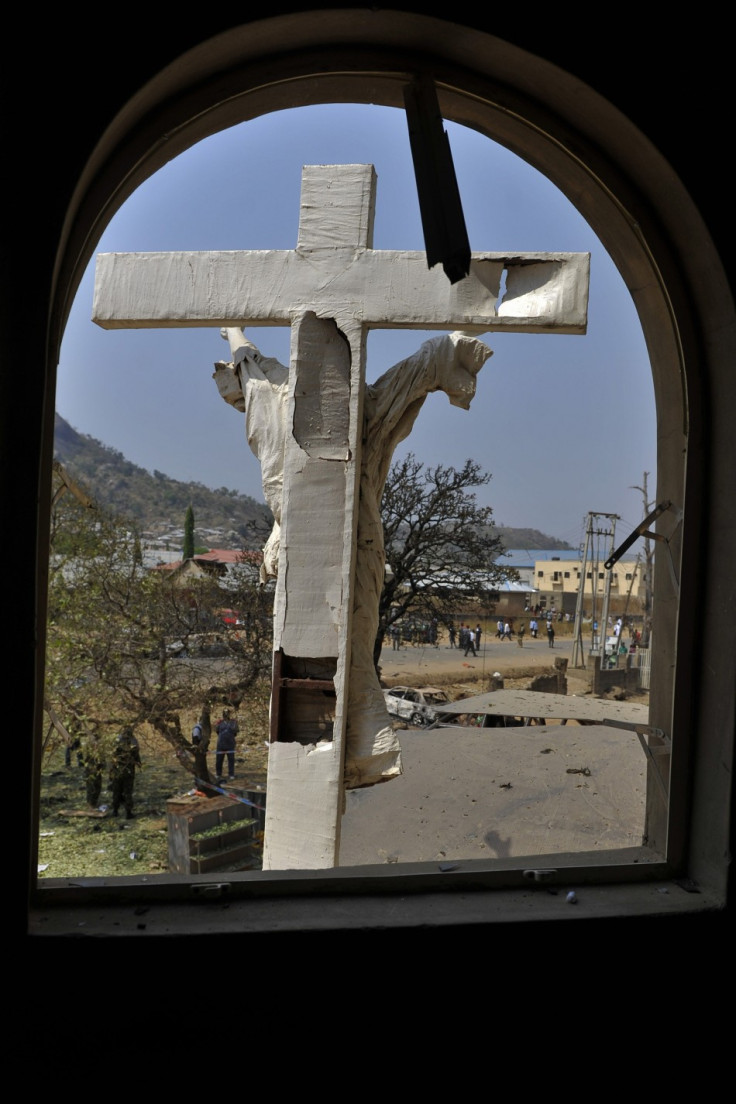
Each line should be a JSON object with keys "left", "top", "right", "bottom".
{"left": 376, "top": 453, "right": 513, "bottom": 665}
{"left": 45, "top": 468, "right": 272, "bottom": 784}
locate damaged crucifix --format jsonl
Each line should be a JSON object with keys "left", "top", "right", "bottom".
{"left": 93, "top": 162, "right": 589, "bottom": 870}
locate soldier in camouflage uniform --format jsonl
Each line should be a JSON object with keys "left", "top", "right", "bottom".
{"left": 110, "top": 728, "right": 142, "bottom": 818}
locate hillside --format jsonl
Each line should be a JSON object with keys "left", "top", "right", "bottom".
{"left": 53, "top": 414, "right": 568, "bottom": 552}
{"left": 54, "top": 414, "right": 271, "bottom": 549}
{"left": 493, "top": 527, "right": 570, "bottom": 551}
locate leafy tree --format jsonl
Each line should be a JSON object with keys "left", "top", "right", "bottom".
{"left": 182, "top": 504, "right": 195, "bottom": 560}
{"left": 376, "top": 453, "right": 514, "bottom": 665}
{"left": 45, "top": 467, "right": 273, "bottom": 787}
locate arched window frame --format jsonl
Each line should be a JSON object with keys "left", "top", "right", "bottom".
{"left": 23, "top": 13, "right": 733, "bottom": 933}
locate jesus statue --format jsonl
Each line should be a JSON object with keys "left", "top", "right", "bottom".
{"left": 214, "top": 326, "right": 493, "bottom": 788}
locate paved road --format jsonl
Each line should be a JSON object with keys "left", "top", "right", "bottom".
{"left": 378, "top": 633, "right": 575, "bottom": 684}
{"left": 345, "top": 632, "right": 651, "bottom": 867}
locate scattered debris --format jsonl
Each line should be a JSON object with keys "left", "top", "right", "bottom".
{"left": 59, "top": 808, "right": 109, "bottom": 818}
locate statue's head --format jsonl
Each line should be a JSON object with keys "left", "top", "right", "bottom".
{"left": 443, "top": 333, "right": 493, "bottom": 410}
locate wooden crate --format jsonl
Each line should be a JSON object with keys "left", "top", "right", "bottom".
{"left": 167, "top": 794, "right": 260, "bottom": 874}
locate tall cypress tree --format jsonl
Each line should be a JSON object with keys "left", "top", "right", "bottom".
{"left": 183, "top": 505, "right": 195, "bottom": 560}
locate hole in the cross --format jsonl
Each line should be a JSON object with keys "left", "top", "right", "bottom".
{"left": 273, "top": 653, "right": 337, "bottom": 746}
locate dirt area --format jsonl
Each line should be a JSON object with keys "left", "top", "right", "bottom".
{"left": 340, "top": 635, "right": 651, "bottom": 866}
{"left": 378, "top": 634, "right": 644, "bottom": 705}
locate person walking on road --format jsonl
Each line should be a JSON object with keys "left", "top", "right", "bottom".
{"left": 547, "top": 620, "right": 555, "bottom": 648}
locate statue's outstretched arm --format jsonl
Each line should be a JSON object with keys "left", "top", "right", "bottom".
{"left": 221, "top": 327, "right": 268, "bottom": 383}
{"left": 212, "top": 327, "right": 289, "bottom": 583}
{"left": 363, "top": 331, "right": 492, "bottom": 470}
{"left": 213, "top": 327, "right": 289, "bottom": 411}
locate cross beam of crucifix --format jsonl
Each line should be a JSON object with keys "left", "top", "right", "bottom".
{"left": 94, "top": 166, "right": 588, "bottom": 335}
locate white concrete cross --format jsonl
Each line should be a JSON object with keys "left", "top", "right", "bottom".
{"left": 93, "top": 163, "right": 589, "bottom": 870}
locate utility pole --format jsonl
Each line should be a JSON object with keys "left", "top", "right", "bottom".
{"left": 570, "top": 511, "right": 619, "bottom": 668}
{"left": 571, "top": 521, "right": 591, "bottom": 668}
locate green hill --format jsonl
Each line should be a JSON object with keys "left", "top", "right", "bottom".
{"left": 54, "top": 414, "right": 567, "bottom": 552}
{"left": 53, "top": 414, "right": 271, "bottom": 548}
{"left": 493, "top": 527, "right": 570, "bottom": 551}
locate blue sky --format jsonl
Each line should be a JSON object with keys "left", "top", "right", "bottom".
{"left": 57, "top": 103, "right": 656, "bottom": 548}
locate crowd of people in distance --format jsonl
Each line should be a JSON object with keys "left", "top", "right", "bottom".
{"left": 388, "top": 619, "right": 440, "bottom": 649}
{"left": 383, "top": 610, "right": 643, "bottom": 659}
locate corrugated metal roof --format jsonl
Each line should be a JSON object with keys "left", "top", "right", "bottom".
{"left": 498, "top": 548, "right": 641, "bottom": 568}
{"left": 499, "top": 549, "right": 581, "bottom": 567}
